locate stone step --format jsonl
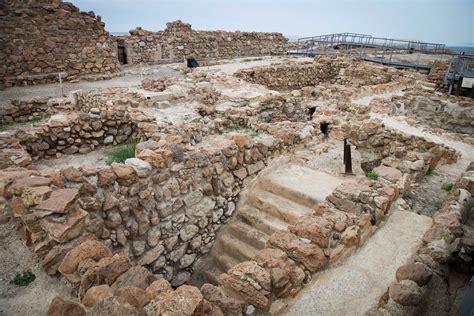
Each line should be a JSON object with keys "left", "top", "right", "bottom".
{"left": 238, "top": 205, "right": 287, "bottom": 236}
{"left": 201, "top": 262, "right": 225, "bottom": 284}
{"left": 215, "top": 234, "right": 260, "bottom": 262}
{"left": 260, "top": 164, "right": 345, "bottom": 209}
{"left": 227, "top": 220, "right": 269, "bottom": 250}
{"left": 248, "top": 189, "right": 313, "bottom": 224}
{"left": 212, "top": 252, "right": 240, "bottom": 275}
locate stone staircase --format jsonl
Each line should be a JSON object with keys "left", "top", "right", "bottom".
{"left": 193, "top": 163, "right": 346, "bottom": 284}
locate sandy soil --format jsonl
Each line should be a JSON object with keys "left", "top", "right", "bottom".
{"left": 0, "top": 220, "right": 73, "bottom": 316}
{"left": 205, "top": 56, "right": 312, "bottom": 75}
{"left": 0, "top": 56, "right": 310, "bottom": 104}
{"left": 0, "top": 64, "right": 182, "bottom": 103}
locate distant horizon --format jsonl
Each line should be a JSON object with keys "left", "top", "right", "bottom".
{"left": 71, "top": 0, "right": 473, "bottom": 47}
{"left": 109, "top": 32, "right": 474, "bottom": 47}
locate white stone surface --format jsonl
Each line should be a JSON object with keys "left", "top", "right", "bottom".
{"left": 283, "top": 210, "right": 432, "bottom": 316}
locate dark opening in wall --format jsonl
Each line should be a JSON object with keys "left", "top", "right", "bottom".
{"left": 117, "top": 40, "right": 128, "bottom": 65}
{"left": 320, "top": 122, "right": 330, "bottom": 136}
{"left": 308, "top": 107, "right": 316, "bottom": 121}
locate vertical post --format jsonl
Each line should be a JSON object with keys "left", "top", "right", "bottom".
{"left": 58, "top": 73, "right": 64, "bottom": 97}
{"left": 343, "top": 138, "right": 353, "bottom": 175}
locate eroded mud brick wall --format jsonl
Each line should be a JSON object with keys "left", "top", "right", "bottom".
{"left": 117, "top": 20, "right": 289, "bottom": 65}
{"left": 0, "top": 0, "right": 121, "bottom": 88}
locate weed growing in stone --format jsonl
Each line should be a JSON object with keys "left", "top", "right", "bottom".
{"left": 426, "top": 168, "right": 434, "bottom": 176}
{"left": 403, "top": 191, "right": 413, "bottom": 199}
{"left": 220, "top": 126, "right": 259, "bottom": 138}
{"left": 10, "top": 271, "right": 35, "bottom": 286}
{"left": 106, "top": 143, "right": 136, "bottom": 164}
{"left": 442, "top": 182, "right": 453, "bottom": 192}
{"left": 366, "top": 170, "right": 379, "bottom": 180}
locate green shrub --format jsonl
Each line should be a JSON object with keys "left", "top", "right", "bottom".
{"left": 10, "top": 271, "right": 35, "bottom": 286}
{"left": 442, "top": 182, "right": 453, "bottom": 192}
{"left": 106, "top": 143, "right": 136, "bottom": 165}
{"left": 403, "top": 191, "right": 413, "bottom": 199}
{"left": 426, "top": 168, "right": 434, "bottom": 176}
{"left": 366, "top": 170, "right": 379, "bottom": 180}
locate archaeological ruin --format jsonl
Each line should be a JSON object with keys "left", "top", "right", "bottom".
{"left": 0, "top": 0, "right": 473, "bottom": 315}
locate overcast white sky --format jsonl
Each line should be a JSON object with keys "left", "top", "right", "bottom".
{"left": 70, "top": 0, "right": 473, "bottom": 46}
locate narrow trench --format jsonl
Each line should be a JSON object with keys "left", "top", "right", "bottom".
{"left": 407, "top": 171, "right": 474, "bottom": 315}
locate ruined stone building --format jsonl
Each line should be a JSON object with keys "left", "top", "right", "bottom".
{"left": 0, "top": 0, "right": 473, "bottom": 315}
{"left": 0, "top": 0, "right": 288, "bottom": 88}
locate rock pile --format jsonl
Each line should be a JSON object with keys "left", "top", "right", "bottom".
{"left": 0, "top": 0, "right": 120, "bottom": 88}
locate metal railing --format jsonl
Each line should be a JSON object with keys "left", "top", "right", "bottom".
{"left": 445, "top": 55, "right": 474, "bottom": 95}
{"left": 294, "top": 33, "right": 446, "bottom": 56}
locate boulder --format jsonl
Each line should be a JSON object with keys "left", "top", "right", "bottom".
{"left": 136, "top": 148, "right": 174, "bottom": 168}
{"left": 155, "top": 285, "right": 204, "bottom": 315}
{"left": 40, "top": 207, "right": 88, "bottom": 243}
{"left": 137, "top": 245, "right": 165, "bottom": 266}
{"left": 37, "top": 188, "right": 79, "bottom": 214}
{"left": 80, "top": 254, "right": 131, "bottom": 297}
{"left": 373, "top": 166, "right": 403, "bottom": 183}
{"left": 89, "top": 296, "right": 140, "bottom": 316}
{"left": 42, "top": 246, "right": 72, "bottom": 275}
{"left": 201, "top": 283, "right": 244, "bottom": 316}
{"left": 48, "top": 296, "right": 85, "bottom": 316}
{"left": 8, "top": 176, "right": 51, "bottom": 195}
{"left": 114, "top": 286, "right": 153, "bottom": 310}
{"left": 97, "top": 167, "right": 117, "bottom": 187}
{"left": 218, "top": 261, "right": 271, "bottom": 310}
{"left": 111, "top": 163, "right": 136, "bottom": 185}
{"left": 289, "top": 215, "right": 333, "bottom": 248}
{"left": 125, "top": 158, "right": 152, "bottom": 177}
{"left": 82, "top": 285, "right": 113, "bottom": 308}
{"left": 396, "top": 263, "right": 433, "bottom": 286}
{"left": 254, "top": 248, "right": 305, "bottom": 297}
{"left": 21, "top": 186, "right": 52, "bottom": 207}
{"left": 111, "top": 266, "right": 156, "bottom": 290}
{"left": 58, "top": 240, "right": 112, "bottom": 281}
{"left": 267, "top": 231, "right": 327, "bottom": 272}
{"left": 146, "top": 278, "right": 173, "bottom": 300}
{"left": 389, "top": 280, "right": 423, "bottom": 306}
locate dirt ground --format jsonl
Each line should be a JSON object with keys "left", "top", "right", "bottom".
{"left": 404, "top": 170, "right": 453, "bottom": 217}
{"left": 0, "top": 219, "right": 73, "bottom": 316}
{"left": 0, "top": 56, "right": 294, "bottom": 104}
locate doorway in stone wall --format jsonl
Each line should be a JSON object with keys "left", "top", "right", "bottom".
{"left": 117, "top": 39, "right": 128, "bottom": 65}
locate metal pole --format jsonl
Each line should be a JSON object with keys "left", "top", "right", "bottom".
{"left": 58, "top": 73, "right": 64, "bottom": 97}
{"left": 343, "top": 138, "right": 353, "bottom": 174}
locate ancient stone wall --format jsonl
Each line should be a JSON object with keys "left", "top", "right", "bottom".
{"left": 427, "top": 60, "right": 449, "bottom": 91}
{"left": 3, "top": 121, "right": 309, "bottom": 288}
{"left": 235, "top": 56, "right": 415, "bottom": 91}
{"left": 0, "top": 0, "right": 121, "bottom": 88}
{"left": 335, "top": 118, "right": 459, "bottom": 178}
{"left": 0, "top": 97, "right": 72, "bottom": 124}
{"left": 116, "top": 20, "right": 288, "bottom": 65}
